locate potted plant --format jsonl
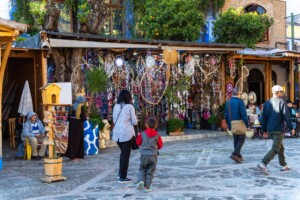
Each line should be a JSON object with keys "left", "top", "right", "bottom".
{"left": 84, "top": 63, "right": 108, "bottom": 154}
{"left": 208, "top": 114, "right": 218, "bottom": 130}
{"left": 85, "top": 63, "right": 108, "bottom": 114}
{"left": 167, "top": 118, "right": 184, "bottom": 136}
{"left": 195, "top": 113, "right": 201, "bottom": 129}
{"left": 217, "top": 103, "right": 228, "bottom": 131}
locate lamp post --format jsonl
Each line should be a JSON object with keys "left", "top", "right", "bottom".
{"left": 291, "top": 13, "right": 295, "bottom": 50}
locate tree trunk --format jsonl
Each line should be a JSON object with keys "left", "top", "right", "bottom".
{"left": 70, "top": 0, "right": 78, "bottom": 33}
{"left": 70, "top": 48, "right": 84, "bottom": 96}
{"left": 44, "top": 0, "right": 60, "bottom": 32}
{"left": 51, "top": 49, "right": 66, "bottom": 82}
{"left": 50, "top": 48, "right": 84, "bottom": 97}
{"left": 87, "top": 0, "right": 111, "bottom": 34}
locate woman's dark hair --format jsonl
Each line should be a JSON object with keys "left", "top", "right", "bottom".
{"left": 117, "top": 90, "right": 132, "bottom": 104}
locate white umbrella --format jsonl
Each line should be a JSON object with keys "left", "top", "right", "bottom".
{"left": 18, "top": 80, "right": 33, "bottom": 117}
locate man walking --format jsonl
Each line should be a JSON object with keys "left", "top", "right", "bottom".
{"left": 257, "top": 85, "right": 295, "bottom": 175}
{"left": 225, "top": 87, "right": 249, "bottom": 163}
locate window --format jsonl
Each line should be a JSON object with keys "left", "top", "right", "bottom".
{"left": 244, "top": 4, "right": 269, "bottom": 42}
{"left": 244, "top": 4, "right": 266, "bottom": 15}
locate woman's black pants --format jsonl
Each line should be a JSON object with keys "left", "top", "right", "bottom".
{"left": 117, "top": 137, "right": 134, "bottom": 179}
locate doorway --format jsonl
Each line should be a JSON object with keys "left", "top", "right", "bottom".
{"left": 248, "top": 68, "right": 264, "bottom": 105}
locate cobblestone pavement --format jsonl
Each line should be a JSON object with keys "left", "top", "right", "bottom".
{"left": 1, "top": 134, "right": 300, "bottom": 200}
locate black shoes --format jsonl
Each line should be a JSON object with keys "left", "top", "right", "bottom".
{"left": 118, "top": 178, "right": 131, "bottom": 183}
{"left": 230, "top": 155, "right": 242, "bottom": 163}
{"left": 32, "top": 156, "right": 43, "bottom": 160}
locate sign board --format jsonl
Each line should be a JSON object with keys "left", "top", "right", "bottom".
{"left": 55, "top": 82, "right": 72, "bottom": 104}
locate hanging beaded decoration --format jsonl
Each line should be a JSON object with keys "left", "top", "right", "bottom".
{"left": 136, "top": 56, "right": 145, "bottom": 77}
{"left": 226, "top": 57, "right": 236, "bottom": 79}
{"left": 235, "top": 65, "right": 249, "bottom": 93}
{"left": 196, "top": 54, "right": 221, "bottom": 82}
{"left": 193, "top": 54, "right": 222, "bottom": 117}
{"left": 184, "top": 54, "right": 195, "bottom": 76}
{"left": 140, "top": 60, "right": 168, "bottom": 105}
{"left": 104, "top": 53, "right": 115, "bottom": 77}
{"left": 106, "top": 84, "right": 114, "bottom": 121}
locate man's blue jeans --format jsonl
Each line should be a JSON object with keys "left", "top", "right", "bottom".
{"left": 233, "top": 134, "right": 246, "bottom": 156}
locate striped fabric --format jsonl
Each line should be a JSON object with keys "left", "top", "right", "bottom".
{"left": 31, "top": 123, "right": 40, "bottom": 134}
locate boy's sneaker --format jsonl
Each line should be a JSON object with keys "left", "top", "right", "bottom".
{"left": 136, "top": 181, "right": 144, "bottom": 190}
{"left": 143, "top": 188, "right": 152, "bottom": 193}
{"left": 280, "top": 165, "right": 291, "bottom": 171}
{"left": 118, "top": 178, "right": 131, "bottom": 183}
{"left": 257, "top": 162, "right": 269, "bottom": 175}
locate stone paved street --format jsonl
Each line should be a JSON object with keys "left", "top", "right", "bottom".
{"left": 1, "top": 134, "right": 300, "bottom": 200}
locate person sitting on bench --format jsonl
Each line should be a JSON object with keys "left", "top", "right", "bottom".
{"left": 22, "top": 111, "right": 47, "bottom": 160}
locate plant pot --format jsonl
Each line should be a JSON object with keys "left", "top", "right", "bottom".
{"left": 41, "top": 157, "right": 66, "bottom": 183}
{"left": 196, "top": 123, "right": 201, "bottom": 129}
{"left": 210, "top": 123, "right": 218, "bottom": 130}
{"left": 221, "top": 119, "right": 228, "bottom": 131}
{"left": 44, "top": 157, "right": 63, "bottom": 178}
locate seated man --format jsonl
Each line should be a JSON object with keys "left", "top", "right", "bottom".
{"left": 286, "top": 100, "right": 299, "bottom": 137}
{"left": 22, "top": 111, "right": 47, "bottom": 160}
{"left": 287, "top": 100, "right": 298, "bottom": 124}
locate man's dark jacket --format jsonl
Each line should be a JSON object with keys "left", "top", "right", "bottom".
{"left": 225, "top": 96, "right": 249, "bottom": 130}
{"left": 262, "top": 97, "right": 293, "bottom": 132}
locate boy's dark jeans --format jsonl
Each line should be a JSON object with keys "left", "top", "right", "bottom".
{"left": 138, "top": 155, "right": 158, "bottom": 189}
{"left": 232, "top": 134, "right": 246, "bottom": 156}
{"left": 117, "top": 137, "right": 134, "bottom": 179}
{"left": 262, "top": 131, "right": 287, "bottom": 166}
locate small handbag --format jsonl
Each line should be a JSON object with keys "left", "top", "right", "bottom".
{"left": 131, "top": 125, "right": 139, "bottom": 150}
{"left": 231, "top": 120, "right": 247, "bottom": 135}
{"left": 228, "top": 99, "right": 247, "bottom": 135}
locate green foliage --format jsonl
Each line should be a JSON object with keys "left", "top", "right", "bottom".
{"left": 12, "top": 0, "right": 45, "bottom": 35}
{"left": 29, "top": 0, "right": 46, "bottom": 25}
{"left": 133, "top": 0, "right": 225, "bottom": 40}
{"left": 13, "top": 0, "right": 34, "bottom": 27}
{"left": 208, "top": 114, "right": 218, "bottom": 124}
{"left": 15, "top": 37, "right": 27, "bottom": 42}
{"left": 213, "top": 8, "right": 274, "bottom": 48}
{"left": 217, "top": 103, "right": 226, "bottom": 120}
{"left": 78, "top": 0, "right": 91, "bottom": 24}
{"left": 89, "top": 105, "right": 105, "bottom": 129}
{"left": 165, "top": 73, "right": 190, "bottom": 105}
{"left": 85, "top": 64, "right": 108, "bottom": 95}
{"left": 134, "top": 0, "right": 205, "bottom": 41}
{"left": 85, "top": 62, "right": 108, "bottom": 113}
{"left": 167, "top": 118, "right": 184, "bottom": 132}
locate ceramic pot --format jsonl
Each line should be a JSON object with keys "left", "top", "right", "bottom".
{"left": 221, "top": 119, "right": 228, "bottom": 131}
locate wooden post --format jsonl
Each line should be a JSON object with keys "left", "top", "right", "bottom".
{"left": 221, "top": 59, "right": 226, "bottom": 104}
{"left": 41, "top": 51, "right": 47, "bottom": 85}
{"left": 0, "top": 41, "right": 12, "bottom": 169}
{"left": 269, "top": 62, "right": 272, "bottom": 99}
{"left": 264, "top": 62, "right": 270, "bottom": 100}
{"left": 290, "top": 60, "right": 295, "bottom": 102}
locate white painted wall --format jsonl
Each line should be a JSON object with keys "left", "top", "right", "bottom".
{"left": 0, "top": 0, "right": 10, "bottom": 19}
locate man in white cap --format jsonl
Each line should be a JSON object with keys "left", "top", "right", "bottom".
{"left": 257, "top": 85, "right": 295, "bottom": 175}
